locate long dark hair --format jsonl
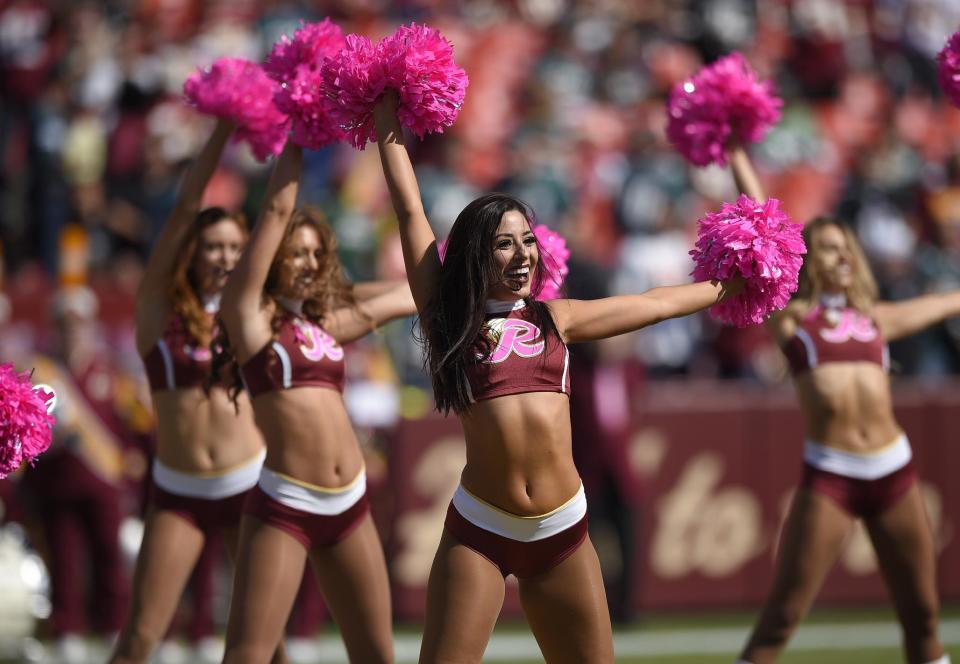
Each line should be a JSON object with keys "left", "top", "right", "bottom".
{"left": 208, "top": 207, "right": 357, "bottom": 404}
{"left": 421, "top": 193, "right": 558, "bottom": 414}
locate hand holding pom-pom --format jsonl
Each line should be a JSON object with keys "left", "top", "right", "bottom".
{"left": 690, "top": 195, "right": 805, "bottom": 327}
{"left": 533, "top": 225, "right": 570, "bottom": 301}
{"left": 0, "top": 364, "right": 56, "bottom": 479}
{"left": 183, "top": 58, "right": 290, "bottom": 161}
{"left": 264, "top": 19, "right": 347, "bottom": 150}
{"left": 323, "top": 23, "right": 468, "bottom": 150}
{"left": 937, "top": 30, "right": 960, "bottom": 108}
{"left": 666, "top": 52, "right": 782, "bottom": 167}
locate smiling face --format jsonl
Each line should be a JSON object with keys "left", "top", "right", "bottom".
{"left": 809, "top": 223, "right": 854, "bottom": 293}
{"left": 275, "top": 224, "right": 323, "bottom": 299}
{"left": 487, "top": 209, "right": 538, "bottom": 301}
{"left": 190, "top": 218, "right": 245, "bottom": 296}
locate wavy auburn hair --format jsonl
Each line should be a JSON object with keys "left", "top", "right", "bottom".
{"left": 421, "top": 193, "right": 557, "bottom": 415}
{"left": 796, "top": 217, "right": 878, "bottom": 314}
{"left": 209, "top": 206, "right": 357, "bottom": 403}
{"left": 171, "top": 207, "right": 248, "bottom": 347}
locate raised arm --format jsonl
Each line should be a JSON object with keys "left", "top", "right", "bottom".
{"left": 728, "top": 144, "right": 767, "bottom": 203}
{"left": 874, "top": 291, "right": 960, "bottom": 342}
{"left": 324, "top": 281, "right": 417, "bottom": 345}
{"left": 221, "top": 143, "right": 302, "bottom": 348}
{"left": 549, "top": 278, "right": 742, "bottom": 344}
{"left": 373, "top": 93, "right": 440, "bottom": 314}
{"left": 135, "top": 119, "right": 233, "bottom": 351}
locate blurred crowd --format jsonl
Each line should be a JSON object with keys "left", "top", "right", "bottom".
{"left": 3, "top": 0, "right": 960, "bottom": 659}
{"left": 5, "top": 0, "right": 960, "bottom": 385}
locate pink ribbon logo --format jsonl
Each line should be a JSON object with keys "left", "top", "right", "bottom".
{"left": 820, "top": 310, "right": 878, "bottom": 344}
{"left": 295, "top": 320, "right": 344, "bottom": 362}
{"left": 485, "top": 319, "right": 545, "bottom": 363}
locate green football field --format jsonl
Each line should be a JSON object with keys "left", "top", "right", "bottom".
{"left": 10, "top": 605, "right": 959, "bottom": 662}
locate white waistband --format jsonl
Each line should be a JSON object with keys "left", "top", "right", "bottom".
{"left": 452, "top": 483, "right": 587, "bottom": 543}
{"left": 803, "top": 434, "right": 911, "bottom": 480}
{"left": 153, "top": 449, "right": 266, "bottom": 499}
{"left": 257, "top": 466, "right": 366, "bottom": 516}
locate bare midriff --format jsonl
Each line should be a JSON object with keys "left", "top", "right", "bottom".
{"left": 153, "top": 386, "right": 265, "bottom": 473}
{"left": 795, "top": 362, "right": 902, "bottom": 453}
{"left": 251, "top": 386, "right": 364, "bottom": 489}
{"left": 459, "top": 391, "right": 580, "bottom": 517}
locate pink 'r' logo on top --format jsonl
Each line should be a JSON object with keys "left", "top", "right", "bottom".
{"left": 819, "top": 309, "right": 878, "bottom": 344}
{"left": 294, "top": 320, "right": 344, "bottom": 362}
{"left": 485, "top": 318, "right": 545, "bottom": 363}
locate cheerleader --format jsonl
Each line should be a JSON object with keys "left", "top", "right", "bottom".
{"left": 374, "top": 93, "right": 744, "bottom": 663}
{"left": 217, "top": 141, "right": 414, "bottom": 664}
{"left": 729, "top": 148, "right": 952, "bottom": 664}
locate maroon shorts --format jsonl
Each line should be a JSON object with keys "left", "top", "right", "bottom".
{"left": 150, "top": 481, "right": 249, "bottom": 533}
{"left": 444, "top": 502, "right": 589, "bottom": 579}
{"left": 801, "top": 459, "right": 917, "bottom": 519}
{"left": 242, "top": 485, "right": 369, "bottom": 551}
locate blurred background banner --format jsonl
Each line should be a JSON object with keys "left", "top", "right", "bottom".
{"left": 385, "top": 381, "right": 960, "bottom": 618}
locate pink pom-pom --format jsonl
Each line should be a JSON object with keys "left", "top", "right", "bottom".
{"left": 690, "top": 195, "right": 805, "bottom": 327}
{"left": 0, "top": 364, "right": 56, "bottom": 479}
{"left": 937, "top": 31, "right": 960, "bottom": 108}
{"left": 533, "top": 225, "right": 570, "bottom": 300}
{"left": 666, "top": 52, "right": 782, "bottom": 167}
{"left": 264, "top": 19, "right": 347, "bottom": 150}
{"left": 322, "top": 23, "right": 468, "bottom": 150}
{"left": 381, "top": 24, "right": 469, "bottom": 141}
{"left": 183, "top": 58, "right": 290, "bottom": 161}
{"left": 321, "top": 34, "right": 387, "bottom": 150}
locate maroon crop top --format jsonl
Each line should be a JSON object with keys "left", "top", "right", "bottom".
{"left": 142, "top": 314, "right": 215, "bottom": 391}
{"left": 782, "top": 304, "right": 888, "bottom": 375}
{"left": 240, "top": 313, "right": 345, "bottom": 397}
{"left": 464, "top": 300, "right": 570, "bottom": 403}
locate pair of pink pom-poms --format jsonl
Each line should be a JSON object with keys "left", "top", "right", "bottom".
{"left": 938, "top": 30, "right": 960, "bottom": 108}
{"left": 322, "top": 23, "right": 469, "bottom": 150}
{"left": 666, "top": 52, "right": 782, "bottom": 167}
{"left": 0, "top": 364, "right": 56, "bottom": 479}
{"left": 263, "top": 19, "right": 348, "bottom": 150}
{"left": 183, "top": 58, "right": 291, "bottom": 161}
{"left": 690, "top": 195, "right": 806, "bottom": 327}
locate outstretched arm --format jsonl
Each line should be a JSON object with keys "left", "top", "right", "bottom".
{"left": 728, "top": 144, "right": 767, "bottom": 203}
{"left": 373, "top": 93, "right": 440, "bottom": 314}
{"left": 324, "top": 281, "right": 417, "bottom": 345}
{"left": 136, "top": 119, "right": 233, "bottom": 352}
{"left": 549, "top": 278, "right": 742, "bottom": 344}
{"left": 874, "top": 291, "right": 960, "bottom": 342}
{"left": 221, "top": 143, "right": 302, "bottom": 352}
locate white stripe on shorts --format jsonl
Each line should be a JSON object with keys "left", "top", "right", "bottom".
{"left": 153, "top": 449, "right": 265, "bottom": 499}
{"left": 452, "top": 483, "right": 586, "bottom": 542}
{"left": 803, "top": 434, "right": 911, "bottom": 481}
{"left": 257, "top": 466, "right": 366, "bottom": 516}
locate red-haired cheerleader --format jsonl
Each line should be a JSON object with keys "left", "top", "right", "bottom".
{"left": 110, "top": 120, "right": 281, "bottom": 664}
{"left": 216, "top": 141, "right": 414, "bottom": 664}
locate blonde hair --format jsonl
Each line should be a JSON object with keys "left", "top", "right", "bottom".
{"left": 795, "top": 217, "right": 877, "bottom": 314}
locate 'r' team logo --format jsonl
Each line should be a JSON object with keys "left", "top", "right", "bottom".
{"left": 294, "top": 320, "right": 344, "bottom": 362}
{"left": 820, "top": 309, "right": 878, "bottom": 344}
{"left": 484, "top": 318, "right": 545, "bottom": 363}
